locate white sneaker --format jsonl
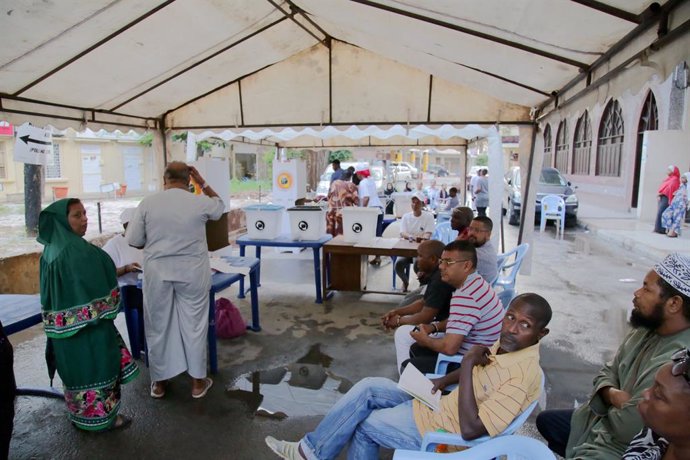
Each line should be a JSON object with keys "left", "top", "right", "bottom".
{"left": 265, "top": 436, "right": 304, "bottom": 459}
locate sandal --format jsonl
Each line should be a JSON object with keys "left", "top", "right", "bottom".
{"left": 150, "top": 381, "right": 166, "bottom": 399}
{"left": 103, "top": 414, "right": 132, "bottom": 432}
{"left": 192, "top": 377, "right": 213, "bottom": 399}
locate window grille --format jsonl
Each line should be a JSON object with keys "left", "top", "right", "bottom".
{"left": 596, "top": 100, "right": 624, "bottom": 177}
{"left": 555, "top": 120, "right": 569, "bottom": 173}
{"left": 572, "top": 111, "right": 592, "bottom": 175}
{"left": 46, "top": 143, "right": 62, "bottom": 178}
{"left": 543, "top": 124, "right": 552, "bottom": 168}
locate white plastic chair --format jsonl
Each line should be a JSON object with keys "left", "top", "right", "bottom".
{"left": 393, "top": 435, "right": 556, "bottom": 459}
{"left": 431, "top": 221, "right": 458, "bottom": 244}
{"left": 492, "top": 244, "right": 529, "bottom": 293}
{"left": 539, "top": 195, "right": 566, "bottom": 238}
{"left": 395, "top": 371, "right": 545, "bottom": 457}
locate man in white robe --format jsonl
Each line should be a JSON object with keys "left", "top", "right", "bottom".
{"left": 127, "top": 161, "right": 224, "bottom": 399}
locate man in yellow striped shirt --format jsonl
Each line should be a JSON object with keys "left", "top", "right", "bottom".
{"left": 265, "top": 293, "right": 552, "bottom": 460}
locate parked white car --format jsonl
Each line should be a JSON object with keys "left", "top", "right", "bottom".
{"left": 388, "top": 162, "right": 418, "bottom": 181}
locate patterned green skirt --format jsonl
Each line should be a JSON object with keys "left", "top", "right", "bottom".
{"left": 52, "top": 321, "right": 139, "bottom": 431}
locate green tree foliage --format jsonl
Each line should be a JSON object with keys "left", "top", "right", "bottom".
{"left": 171, "top": 132, "right": 226, "bottom": 156}
{"left": 475, "top": 154, "right": 488, "bottom": 166}
{"left": 328, "top": 150, "right": 353, "bottom": 162}
{"left": 139, "top": 132, "right": 153, "bottom": 147}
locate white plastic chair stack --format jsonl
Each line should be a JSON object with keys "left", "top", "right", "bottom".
{"left": 539, "top": 195, "right": 566, "bottom": 238}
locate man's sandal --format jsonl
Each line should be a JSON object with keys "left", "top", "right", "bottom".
{"left": 150, "top": 382, "right": 166, "bottom": 399}
{"left": 192, "top": 377, "right": 213, "bottom": 399}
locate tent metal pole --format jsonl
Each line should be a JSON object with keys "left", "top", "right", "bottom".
{"left": 518, "top": 123, "right": 538, "bottom": 245}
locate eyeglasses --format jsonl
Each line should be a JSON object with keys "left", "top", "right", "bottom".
{"left": 439, "top": 258, "right": 471, "bottom": 266}
{"left": 671, "top": 347, "right": 690, "bottom": 385}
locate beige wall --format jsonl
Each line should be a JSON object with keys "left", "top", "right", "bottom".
{"left": 0, "top": 130, "right": 159, "bottom": 202}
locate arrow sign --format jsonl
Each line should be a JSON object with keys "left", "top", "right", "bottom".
{"left": 19, "top": 134, "right": 52, "bottom": 146}
{"left": 14, "top": 123, "right": 52, "bottom": 165}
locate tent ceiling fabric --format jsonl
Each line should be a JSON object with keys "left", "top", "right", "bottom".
{"left": 0, "top": 0, "right": 668, "bottom": 140}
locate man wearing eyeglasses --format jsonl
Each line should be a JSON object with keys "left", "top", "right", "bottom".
{"left": 403, "top": 240, "right": 504, "bottom": 374}
{"left": 537, "top": 253, "right": 690, "bottom": 460}
{"left": 266, "top": 293, "right": 552, "bottom": 460}
{"left": 467, "top": 216, "right": 498, "bottom": 284}
{"left": 622, "top": 347, "right": 690, "bottom": 459}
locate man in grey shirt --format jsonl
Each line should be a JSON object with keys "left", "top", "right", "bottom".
{"left": 468, "top": 216, "right": 498, "bottom": 284}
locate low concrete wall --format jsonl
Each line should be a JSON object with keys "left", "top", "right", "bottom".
{"left": 0, "top": 252, "right": 41, "bottom": 294}
{"left": 0, "top": 209, "right": 248, "bottom": 294}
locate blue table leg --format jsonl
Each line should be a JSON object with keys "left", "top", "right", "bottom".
{"left": 312, "top": 247, "right": 323, "bottom": 304}
{"left": 247, "top": 269, "right": 261, "bottom": 332}
{"left": 208, "top": 292, "right": 218, "bottom": 374}
{"left": 238, "top": 244, "right": 246, "bottom": 296}
{"left": 255, "top": 246, "right": 262, "bottom": 286}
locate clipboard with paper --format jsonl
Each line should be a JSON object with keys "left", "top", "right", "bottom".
{"left": 397, "top": 364, "right": 441, "bottom": 412}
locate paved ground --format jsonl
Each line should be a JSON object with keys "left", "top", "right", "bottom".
{"left": 7, "top": 213, "right": 666, "bottom": 459}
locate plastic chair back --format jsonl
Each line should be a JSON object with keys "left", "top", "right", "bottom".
{"left": 393, "top": 435, "right": 556, "bottom": 459}
{"left": 431, "top": 221, "right": 458, "bottom": 244}
{"left": 398, "top": 370, "right": 545, "bottom": 459}
{"left": 497, "top": 288, "right": 516, "bottom": 310}
{"left": 540, "top": 194, "right": 566, "bottom": 237}
{"left": 382, "top": 220, "right": 401, "bottom": 238}
{"left": 493, "top": 244, "right": 529, "bottom": 291}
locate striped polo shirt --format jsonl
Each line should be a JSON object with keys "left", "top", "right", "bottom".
{"left": 413, "top": 342, "right": 542, "bottom": 438}
{"left": 446, "top": 271, "right": 504, "bottom": 355}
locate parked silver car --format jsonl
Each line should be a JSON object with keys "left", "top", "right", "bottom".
{"left": 502, "top": 166, "right": 578, "bottom": 226}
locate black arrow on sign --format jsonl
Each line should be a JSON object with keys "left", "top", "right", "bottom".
{"left": 20, "top": 135, "right": 51, "bottom": 146}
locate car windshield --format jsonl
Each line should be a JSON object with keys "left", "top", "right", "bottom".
{"left": 540, "top": 169, "right": 567, "bottom": 186}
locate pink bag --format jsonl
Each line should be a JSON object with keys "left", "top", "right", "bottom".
{"left": 215, "top": 298, "right": 246, "bottom": 339}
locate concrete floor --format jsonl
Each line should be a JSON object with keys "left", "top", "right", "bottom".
{"left": 8, "top": 222, "right": 658, "bottom": 459}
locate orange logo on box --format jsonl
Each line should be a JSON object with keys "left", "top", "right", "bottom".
{"left": 276, "top": 172, "right": 292, "bottom": 189}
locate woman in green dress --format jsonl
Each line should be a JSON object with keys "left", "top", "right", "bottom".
{"left": 38, "top": 198, "right": 138, "bottom": 431}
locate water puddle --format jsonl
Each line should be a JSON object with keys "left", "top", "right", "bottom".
{"left": 226, "top": 344, "right": 352, "bottom": 419}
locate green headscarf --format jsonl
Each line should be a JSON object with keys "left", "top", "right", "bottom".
{"left": 38, "top": 199, "right": 120, "bottom": 338}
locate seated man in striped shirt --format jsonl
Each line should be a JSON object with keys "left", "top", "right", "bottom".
{"left": 265, "top": 293, "right": 552, "bottom": 460}
{"left": 403, "top": 240, "right": 504, "bottom": 374}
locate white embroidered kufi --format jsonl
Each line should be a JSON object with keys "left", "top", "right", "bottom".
{"left": 654, "top": 253, "right": 690, "bottom": 297}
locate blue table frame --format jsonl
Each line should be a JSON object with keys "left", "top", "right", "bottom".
{"left": 0, "top": 294, "right": 63, "bottom": 399}
{"left": 207, "top": 256, "right": 260, "bottom": 374}
{"left": 128, "top": 256, "right": 261, "bottom": 375}
{"left": 236, "top": 234, "right": 333, "bottom": 304}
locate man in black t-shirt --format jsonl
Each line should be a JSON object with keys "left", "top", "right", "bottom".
{"left": 380, "top": 240, "right": 454, "bottom": 374}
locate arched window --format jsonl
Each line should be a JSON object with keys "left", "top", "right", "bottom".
{"left": 555, "top": 120, "right": 569, "bottom": 173}
{"left": 596, "top": 100, "right": 624, "bottom": 177}
{"left": 631, "top": 91, "right": 658, "bottom": 207}
{"left": 638, "top": 91, "right": 658, "bottom": 133}
{"left": 543, "top": 124, "right": 552, "bottom": 168}
{"left": 572, "top": 111, "right": 592, "bottom": 175}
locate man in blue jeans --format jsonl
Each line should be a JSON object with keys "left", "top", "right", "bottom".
{"left": 265, "top": 293, "right": 553, "bottom": 459}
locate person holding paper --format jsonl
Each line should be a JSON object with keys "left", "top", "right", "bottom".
{"left": 127, "top": 162, "right": 224, "bottom": 400}
{"left": 404, "top": 240, "right": 503, "bottom": 374}
{"left": 265, "top": 293, "right": 552, "bottom": 460}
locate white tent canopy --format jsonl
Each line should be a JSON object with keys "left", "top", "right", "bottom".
{"left": 1, "top": 0, "right": 677, "bottom": 138}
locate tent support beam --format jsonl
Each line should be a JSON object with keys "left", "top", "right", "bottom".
{"left": 14, "top": 0, "right": 177, "bottom": 96}
{"left": 538, "top": 1, "right": 677, "bottom": 114}
{"left": 160, "top": 114, "right": 168, "bottom": 168}
{"left": 238, "top": 80, "right": 245, "bottom": 126}
{"left": 349, "top": 0, "right": 587, "bottom": 68}
{"left": 518, "top": 123, "right": 538, "bottom": 245}
{"left": 329, "top": 42, "right": 333, "bottom": 123}
{"left": 568, "top": 0, "right": 642, "bottom": 23}
{"left": 427, "top": 76, "right": 433, "bottom": 123}
{"left": 285, "top": 0, "right": 332, "bottom": 42}
{"left": 540, "top": 15, "right": 690, "bottom": 115}
{"left": 265, "top": 0, "right": 328, "bottom": 46}
{"left": 1, "top": 93, "right": 155, "bottom": 123}
{"left": 110, "top": 16, "right": 289, "bottom": 111}
{"left": 0, "top": 107, "right": 153, "bottom": 130}
{"left": 171, "top": 120, "right": 536, "bottom": 130}
{"left": 449, "top": 60, "right": 551, "bottom": 96}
